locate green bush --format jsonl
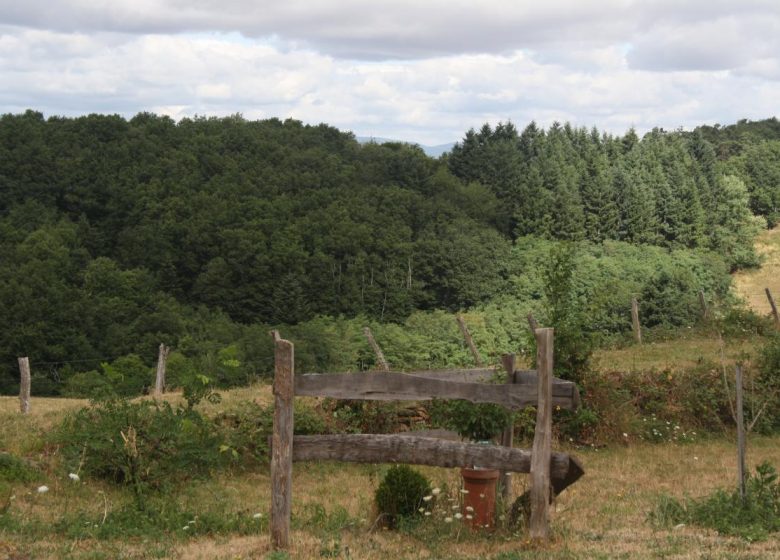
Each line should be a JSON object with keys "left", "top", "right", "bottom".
{"left": 374, "top": 465, "right": 431, "bottom": 528}
{"left": 429, "top": 399, "right": 512, "bottom": 441}
{"left": 52, "top": 399, "right": 224, "bottom": 506}
{"left": 61, "top": 354, "right": 152, "bottom": 399}
{"left": 650, "top": 461, "right": 780, "bottom": 541}
{"left": 0, "top": 452, "right": 39, "bottom": 483}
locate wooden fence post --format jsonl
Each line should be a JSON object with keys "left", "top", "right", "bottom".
{"left": 363, "top": 327, "right": 390, "bottom": 371}
{"left": 530, "top": 328, "right": 553, "bottom": 542}
{"left": 271, "top": 335, "right": 295, "bottom": 550}
{"left": 456, "top": 316, "right": 483, "bottom": 366}
{"left": 766, "top": 288, "right": 780, "bottom": 328}
{"left": 18, "top": 357, "right": 31, "bottom": 414}
{"left": 154, "top": 343, "right": 170, "bottom": 397}
{"left": 735, "top": 365, "right": 746, "bottom": 501}
{"left": 698, "top": 291, "right": 709, "bottom": 320}
{"left": 631, "top": 298, "right": 642, "bottom": 344}
{"left": 527, "top": 313, "right": 539, "bottom": 333}
{"left": 499, "top": 353, "right": 516, "bottom": 505}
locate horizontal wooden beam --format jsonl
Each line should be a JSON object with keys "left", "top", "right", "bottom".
{"left": 295, "top": 371, "right": 579, "bottom": 410}
{"left": 290, "top": 434, "right": 583, "bottom": 493}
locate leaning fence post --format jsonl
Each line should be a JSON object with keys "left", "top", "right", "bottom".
{"left": 456, "top": 316, "right": 483, "bottom": 366}
{"left": 631, "top": 298, "right": 642, "bottom": 344}
{"left": 766, "top": 288, "right": 780, "bottom": 328}
{"left": 154, "top": 343, "right": 170, "bottom": 397}
{"left": 735, "top": 364, "right": 747, "bottom": 501}
{"left": 527, "top": 313, "right": 539, "bottom": 333}
{"left": 530, "top": 328, "right": 553, "bottom": 542}
{"left": 698, "top": 291, "right": 709, "bottom": 320}
{"left": 499, "top": 353, "right": 516, "bottom": 505}
{"left": 271, "top": 334, "right": 295, "bottom": 550}
{"left": 18, "top": 357, "right": 31, "bottom": 414}
{"left": 363, "top": 326, "right": 390, "bottom": 371}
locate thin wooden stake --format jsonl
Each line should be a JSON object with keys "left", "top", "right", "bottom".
{"left": 530, "top": 328, "right": 553, "bottom": 542}
{"left": 631, "top": 298, "right": 642, "bottom": 344}
{"left": 735, "top": 365, "right": 747, "bottom": 501}
{"left": 363, "top": 327, "right": 390, "bottom": 371}
{"left": 698, "top": 291, "right": 709, "bottom": 320}
{"left": 154, "top": 343, "right": 170, "bottom": 397}
{"left": 18, "top": 357, "right": 31, "bottom": 414}
{"left": 766, "top": 288, "right": 780, "bottom": 328}
{"left": 271, "top": 335, "right": 295, "bottom": 550}
{"left": 456, "top": 316, "right": 483, "bottom": 366}
{"left": 527, "top": 313, "right": 539, "bottom": 333}
{"left": 499, "top": 353, "right": 516, "bottom": 505}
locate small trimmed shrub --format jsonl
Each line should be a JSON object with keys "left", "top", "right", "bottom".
{"left": 375, "top": 465, "right": 431, "bottom": 528}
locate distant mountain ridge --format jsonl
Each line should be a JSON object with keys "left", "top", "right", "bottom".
{"left": 356, "top": 136, "right": 455, "bottom": 158}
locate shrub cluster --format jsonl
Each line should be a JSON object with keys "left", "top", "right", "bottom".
{"left": 375, "top": 465, "right": 431, "bottom": 528}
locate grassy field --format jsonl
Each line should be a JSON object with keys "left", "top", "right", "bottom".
{"left": 2, "top": 380, "right": 780, "bottom": 560}
{"left": 733, "top": 226, "right": 780, "bottom": 315}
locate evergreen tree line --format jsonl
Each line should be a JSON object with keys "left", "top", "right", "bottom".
{"left": 447, "top": 121, "right": 770, "bottom": 270}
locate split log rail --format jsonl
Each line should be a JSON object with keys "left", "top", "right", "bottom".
{"left": 270, "top": 328, "right": 584, "bottom": 549}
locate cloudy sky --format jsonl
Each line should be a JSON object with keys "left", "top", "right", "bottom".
{"left": 1, "top": 0, "right": 779, "bottom": 145}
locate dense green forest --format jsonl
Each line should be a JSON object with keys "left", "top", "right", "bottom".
{"left": 1, "top": 111, "right": 778, "bottom": 395}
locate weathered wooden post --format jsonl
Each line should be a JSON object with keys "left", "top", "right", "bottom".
{"left": 499, "top": 353, "right": 516, "bottom": 505}
{"left": 456, "top": 316, "right": 483, "bottom": 366}
{"left": 271, "top": 334, "right": 294, "bottom": 550}
{"left": 530, "top": 328, "right": 553, "bottom": 542}
{"left": 735, "top": 365, "right": 747, "bottom": 501}
{"left": 527, "top": 313, "right": 539, "bottom": 334}
{"left": 363, "top": 326, "right": 390, "bottom": 371}
{"left": 18, "top": 357, "right": 31, "bottom": 414}
{"left": 766, "top": 288, "right": 780, "bottom": 328}
{"left": 698, "top": 291, "right": 709, "bottom": 320}
{"left": 154, "top": 343, "right": 170, "bottom": 397}
{"left": 631, "top": 298, "right": 642, "bottom": 344}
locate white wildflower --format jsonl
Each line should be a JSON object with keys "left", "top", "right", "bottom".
{"left": 622, "top": 433, "right": 628, "bottom": 438}
{"left": 454, "top": 513, "right": 463, "bottom": 520}
{"left": 459, "top": 489, "right": 469, "bottom": 494}
{"left": 418, "top": 508, "right": 425, "bottom": 513}
{"left": 424, "top": 511, "right": 431, "bottom": 516}
{"left": 68, "top": 473, "right": 80, "bottom": 482}
{"left": 465, "top": 506, "right": 474, "bottom": 512}
{"left": 183, "top": 526, "right": 189, "bottom": 531}
{"left": 466, "top": 514, "right": 473, "bottom": 520}
{"left": 252, "top": 513, "right": 262, "bottom": 519}
{"left": 444, "top": 517, "right": 453, "bottom": 523}
{"left": 423, "top": 495, "right": 432, "bottom": 502}
{"left": 431, "top": 488, "right": 441, "bottom": 496}
{"left": 37, "top": 485, "right": 49, "bottom": 494}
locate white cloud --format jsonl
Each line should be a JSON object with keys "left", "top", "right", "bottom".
{"left": 0, "top": 2, "right": 779, "bottom": 144}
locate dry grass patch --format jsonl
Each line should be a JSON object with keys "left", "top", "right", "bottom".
{"left": 734, "top": 225, "right": 780, "bottom": 315}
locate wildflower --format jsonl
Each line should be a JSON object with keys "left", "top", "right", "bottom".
{"left": 431, "top": 488, "right": 441, "bottom": 496}
{"left": 37, "top": 486, "right": 49, "bottom": 494}
{"left": 68, "top": 473, "right": 80, "bottom": 482}
{"left": 454, "top": 513, "right": 463, "bottom": 519}
{"left": 622, "top": 433, "right": 628, "bottom": 438}
{"left": 424, "top": 511, "right": 431, "bottom": 516}
{"left": 466, "top": 514, "right": 473, "bottom": 520}
{"left": 444, "top": 517, "right": 453, "bottom": 523}
{"left": 423, "top": 495, "right": 432, "bottom": 502}
{"left": 183, "top": 526, "right": 189, "bottom": 530}
{"left": 452, "top": 505, "right": 459, "bottom": 510}
{"left": 465, "top": 506, "right": 474, "bottom": 512}
{"left": 694, "top": 456, "right": 699, "bottom": 461}
{"left": 253, "top": 513, "right": 262, "bottom": 519}
{"left": 479, "top": 493, "right": 485, "bottom": 498}
{"left": 418, "top": 508, "right": 425, "bottom": 513}
{"left": 459, "top": 489, "right": 469, "bottom": 494}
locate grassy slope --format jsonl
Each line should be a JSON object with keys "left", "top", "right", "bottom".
{"left": 734, "top": 225, "right": 780, "bottom": 315}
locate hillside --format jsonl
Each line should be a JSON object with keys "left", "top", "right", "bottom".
{"left": 733, "top": 225, "right": 780, "bottom": 315}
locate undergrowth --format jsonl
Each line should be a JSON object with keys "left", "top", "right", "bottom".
{"left": 650, "top": 461, "right": 780, "bottom": 541}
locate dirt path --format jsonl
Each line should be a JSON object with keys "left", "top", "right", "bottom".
{"left": 733, "top": 226, "right": 780, "bottom": 314}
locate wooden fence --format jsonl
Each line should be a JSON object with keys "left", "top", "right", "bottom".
{"left": 269, "top": 328, "right": 584, "bottom": 549}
